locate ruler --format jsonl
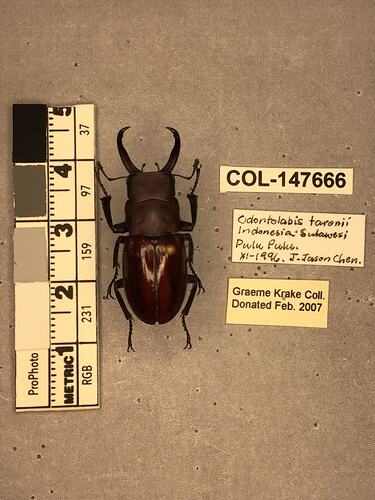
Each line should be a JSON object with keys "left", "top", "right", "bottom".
{"left": 13, "top": 104, "right": 99, "bottom": 411}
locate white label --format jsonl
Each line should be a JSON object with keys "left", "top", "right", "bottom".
{"left": 220, "top": 166, "right": 353, "bottom": 195}
{"left": 226, "top": 278, "right": 329, "bottom": 328}
{"left": 232, "top": 209, "right": 365, "bottom": 267}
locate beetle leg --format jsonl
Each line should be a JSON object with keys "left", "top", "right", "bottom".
{"left": 106, "top": 236, "right": 127, "bottom": 299}
{"left": 183, "top": 234, "right": 205, "bottom": 294}
{"left": 114, "top": 279, "right": 135, "bottom": 352}
{"left": 181, "top": 315, "right": 192, "bottom": 350}
{"left": 106, "top": 268, "right": 118, "bottom": 300}
{"left": 178, "top": 162, "right": 201, "bottom": 232}
{"left": 100, "top": 196, "right": 129, "bottom": 234}
{"left": 95, "top": 162, "right": 128, "bottom": 232}
{"left": 188, "top": 261, "right": 205, "bottom": 294}
{"left": 181, "top": 274, "right": 201, "bottom": 349}
{"left": 173, "top": 159, "right": 201, "bottom": 182}
{"left": 188, "top": 159, "right": 201, "bottom": 195}
{"left": 179, "top": 193, "right": 198, "bottom": 231}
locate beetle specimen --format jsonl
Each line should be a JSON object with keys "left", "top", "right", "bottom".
{"left": 96, "top": 127, "right": 204, "bottom": 351}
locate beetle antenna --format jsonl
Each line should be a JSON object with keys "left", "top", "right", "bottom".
{"left": 182, "top": 315, "right": 192, "bottom": 349}
{"left": 96, "top": 161, "right": 127, "bottom": 181}
{"left": 155, "top": 162, "right": 160, "bottom": 171}
{"left": 95, "top": 162, "right": 109, "bottom": 197}
{"left": 173, "top": 159, "right": 201, "bottom": 181}
{"left": 141, "top": 163, "right": 146, "bottom": 172}
{"left": 173, "top": 160, "right": 201, "bottom": 195}
{"left": 189, "top": 161, "right": 201, "bottom": 195}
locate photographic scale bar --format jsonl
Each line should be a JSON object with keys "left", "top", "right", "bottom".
{"left": 13, "top": 104, "right": 99, "bottom": 411}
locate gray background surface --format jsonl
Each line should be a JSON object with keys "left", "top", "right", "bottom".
{"left": 1, "top": 1, "right": 374, "bottom": 499}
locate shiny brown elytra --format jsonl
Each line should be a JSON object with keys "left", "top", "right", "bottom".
{"left": 96, "top": 127, "right": 204, "bottom": 351}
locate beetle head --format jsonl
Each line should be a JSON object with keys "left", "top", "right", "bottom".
{"left": 118, "top": 127, "right": 180, "bottom": 174}
{"left": 127, "top": 170, "right": 176, "bottom": 202}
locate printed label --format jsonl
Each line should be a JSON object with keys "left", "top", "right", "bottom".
{"left": 226, "top": 278, "right": 329, "bottom": 327}
{"left": 50, "top": 345, "right": 78, "bottom": 407}
{"left": 78, "top": 343, "right": 98, "bottom": 405}
{"left": 16, "top": 350, "right": 49, "bottom": 408}
{"left": 220, "top": 166, "right": 353, "bottom": 194}
{"left": 232, "top": 209, "right": 365, "bottom": 267}
{"left": 78, "top": 282, "right": 97, "bottom": 342}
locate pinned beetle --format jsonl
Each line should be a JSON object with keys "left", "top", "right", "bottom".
{"left": 96, "top": 127, "right": 204, "bottom": 351}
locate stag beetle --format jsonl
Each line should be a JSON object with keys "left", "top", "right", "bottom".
{"left": 95, "top": 127, "right": 204, "bottom": 351}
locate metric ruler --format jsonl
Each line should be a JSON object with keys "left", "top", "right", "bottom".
{"left": 13, "top": 104, "right": 99, "bottom": 411}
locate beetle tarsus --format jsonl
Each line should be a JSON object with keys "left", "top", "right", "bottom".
{"left": 182, "top": 315, "right": 192, "bottom": 350}
{"left": 114, "top": 278, "right": 136, "bottom": 352}
{"left": 127, "top": 317, "right": 135, "bottom": 352}
{"left": 106, "top": 265, "right": 120, "bottom": 299}
{"left": 105, "top": 289, "right": 116, "bottom": 300}
{"left": 189, "top": 161, "right": 201, "bottom": 195}
{"left": 196, "top": 278, "right": 205, "bottom": 295}
{"left": 105, "top": 284, "right": 116, "bottom": 300}
{"left": 105, "top": 277, "right": 116, "bottom": 299}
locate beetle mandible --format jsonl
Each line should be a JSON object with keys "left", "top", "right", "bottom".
{"left": 95, "top": 127, "right": 204, "bottom": 352}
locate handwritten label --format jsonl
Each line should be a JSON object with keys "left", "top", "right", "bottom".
{"left": 220, "top": 166, "right": 353, "bottom": 194}
{"left": 226, "top": 278, "right": 329, "bottom": 328}
{"left": 232, "top": 210, "right": 365, "bottom": 267}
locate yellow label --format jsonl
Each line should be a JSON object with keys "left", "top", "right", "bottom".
{"left": 226, "top": 278, "right": 329, "bottom": 328}
{"left": 75, "top": 104, "right": 95, "bottom": 159}
{"left": 77, "top": 220, "right": 96, "bottom": 280}
{"left": 78, "top": 282, "right": 97, "bottom": 342}
{"left": 49, "top": 110, "right": 75, "bottom": 160}
{"left": 50, "top": 345, "right": 77, "bottom": 407}
{"left": 49, "top": 221, "right": 76, "bottom": 281}
{"left": 15, "top": 283, "right": 49, "bottom": 351}
{"left": 232, "top": 209, "right": 365, "bottom": 267}
{"left": 50, "top": 282, "right": 77, "bottom": 344}
{"left": 49, "top": 162, "right": 75, "bottom": 219}
{"left": 77, "top": 160, "right": 95, "bottom": 218}
{"left": 220, "top": 166, "right": 353, "bottom": 194}
{"left": 78, "top": 344, "right": 98, "bottom": 405}
{"left": 16, "top": 350, "right": 49, "bottom": 408}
